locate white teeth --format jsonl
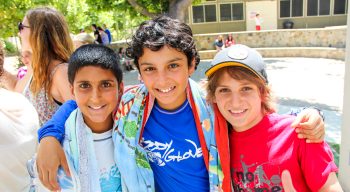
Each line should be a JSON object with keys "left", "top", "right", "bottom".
{"left": 158, "top": 86, "right": 174, "bottom": 93}
{"left": 90, "top": 106, "right": 103, "bottom": 110}
{"left": 229, "top": 109, "right": 245, "bottom": 114}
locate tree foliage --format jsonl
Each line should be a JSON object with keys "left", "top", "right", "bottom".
{"left": 0, "top": 0, "right": 201, "bottom": 39}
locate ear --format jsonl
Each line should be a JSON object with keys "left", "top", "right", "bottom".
{"left": 212, "top": 96, "right": 217, "bottom": 103}
{"left": 188, "top": 58, "right": 196, "bottom": 76}
{"left": 138, "top": 74, "right": 143, "bottom": 82}
{"left": 70, "top": 84, "right": 75, "bottom": 97}
{"left": 118, "top": 82, "right": 124, "bottom": 101}
{"left": 118, "top": 82, "right": 124, "bottom": 95}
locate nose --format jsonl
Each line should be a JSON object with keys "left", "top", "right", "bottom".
{"left": 155, "top": 70, "right": 169, "bottom": 86}
{"left": 230, "top": 93, "right": 243, "bottom": 108}
{"left": 90, "top": 87, "right": 102, "bottom": 101}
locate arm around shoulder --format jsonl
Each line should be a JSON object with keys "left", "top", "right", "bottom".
{"left": 38, "top": 100, "right": 78, "bottom": 142}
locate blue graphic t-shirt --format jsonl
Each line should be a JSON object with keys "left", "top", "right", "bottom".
{"left": 142, "top": 100, "right": 209, "bottom": 192}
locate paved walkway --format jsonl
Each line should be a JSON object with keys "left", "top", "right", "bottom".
{"left": 4, "top": 56, "right": 344, "bottom": 144}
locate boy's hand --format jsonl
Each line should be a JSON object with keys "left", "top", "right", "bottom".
{"left": 36, "top": 136, "right": 70, "bottom": 191}
{"left": 281, "top": 170, "right": 296, "bottom": 192}
{"left": 291, "top": 108, "right": 325, "bottom": 143}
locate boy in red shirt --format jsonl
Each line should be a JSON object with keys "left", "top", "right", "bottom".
{"left": 205, "top": 44, "right": 342, "bottom": 191}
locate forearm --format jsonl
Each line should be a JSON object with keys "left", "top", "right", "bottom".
{"left": 38, "top": 100, "right": 78, "bottom": 143}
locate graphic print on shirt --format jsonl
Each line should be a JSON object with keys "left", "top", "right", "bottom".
{"left": 100, "top": 164, "right": 122, "bottom": 192}
{"left": 231, "top": 155, "right": 283, "bottom": 191}
{"left": 142, "top": 138, "right": 203, "bottom": 166}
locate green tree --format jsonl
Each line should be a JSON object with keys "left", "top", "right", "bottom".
{"left": 0, "top": 0, "right": 33, "bottom": 38}
{"left": 86, "top": 0, "right": 201, "bottom": 21}
{"left": 0, "top": 0, "right": 200, "bottom": 39}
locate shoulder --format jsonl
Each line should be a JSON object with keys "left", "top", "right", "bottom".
{"left": 50, "top": 63, "right": 69, "bottom": 84}
{"left": 121, "top": 84, "right": 147, "bottom": 103}
{"left": 265, "top": 113, "right": 296, "bottom": 134}
{"left": 50, "top": 63, "right": 73, "bottom": 101}
{"left": 50, "top": 63, "right": 69, "bottom": 87}
{"left": 0, "top": 88, "right": 34, "bottom": 110}
{"left": 0, "top": 88, "right": 39, "bottom": 130}
{"left": 267, "top": 113, "right": 295, "bottom": 125}
{"left": 123, "top": 84, "right": 143, "bottom": 94}
{"left": 51, "top": 63, "right": 68, "bottom": 77}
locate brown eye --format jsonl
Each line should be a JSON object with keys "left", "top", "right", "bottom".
{"left": 242, "top": 87, "right": 252, "bottom": 92}
{"left": 102, "top": 81, "right": 112, "bottom": 88}
{"left": 79, "top": 83, "right": 90, "bottom": 89}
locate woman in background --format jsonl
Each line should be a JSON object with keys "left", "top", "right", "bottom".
{"left": 18, "top": 6, "right": 74, "bottom": 125}
{"left": 0, "top": 40, "right": 39, "bottom": 192}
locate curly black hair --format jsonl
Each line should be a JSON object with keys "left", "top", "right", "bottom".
{"left": 127, "top": 16, "right": 200, "bottom": 70}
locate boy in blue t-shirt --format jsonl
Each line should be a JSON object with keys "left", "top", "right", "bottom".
{"left": 36, "top": 16, "right": 325, "bottom": 192}
{"left": 30, "top": 44, "right": 123, "bottom": 191}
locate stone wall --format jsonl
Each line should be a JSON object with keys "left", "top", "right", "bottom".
{"left": 109, "top": 26, "right": 347, "bottom": 60}
{"left": 194, "top": 26, "right": 346, "bottom": 50}
{"left": 199, "top": 47, "right": 345, "bottom": 61}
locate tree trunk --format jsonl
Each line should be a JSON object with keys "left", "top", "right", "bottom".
{"left": 168, "top": 0, "right": 193, "bottom": 21}
{"left": 127, "top": 0, "right": 158, "bottom": 18}
{"left": 127, "top": 0, "right": 192, "bottom": 21}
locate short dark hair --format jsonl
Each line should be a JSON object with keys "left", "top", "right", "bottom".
{"left": 68, "top": 44, "right": 123, "bottom": 85}
{"left": 127, "top": 16, "right": 200, "bottom": 70}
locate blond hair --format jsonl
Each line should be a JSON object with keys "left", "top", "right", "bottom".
{"left": 26, "top": 7, "right": 74, "bottom": 97}
{"left": 74, "top": 33, "right": 95, "bottom": 45}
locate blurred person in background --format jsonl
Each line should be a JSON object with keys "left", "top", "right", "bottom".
{"left": 0, "top": 40, "right": 39, "bottom": 192}
{"left": 73, "top": 32, "right": 95, "bottom": 49}
{"left": 224, "top": 34, "right": 235, "bottom": 48}
{"left": 103, "top": 24, "right": 112, "bottom": 43}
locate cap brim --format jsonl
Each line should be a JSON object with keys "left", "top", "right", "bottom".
{"left": 205, "top": 61, "right": 264, "bottom": 81}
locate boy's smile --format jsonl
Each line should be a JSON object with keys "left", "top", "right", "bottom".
{"left": 213, "top": 71, "right": 264, "bottom": 132}
{"left": 138, "top": 46, "right": 195, "bottom": 110}
{"left": 71, "top": 66, "right": 122, "bottom": 133}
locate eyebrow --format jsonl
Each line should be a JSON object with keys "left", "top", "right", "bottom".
{"left": 217, "top": 81, "right": 252, "bottom": 87}
{"left": 75, "top": 79, "right": 116, "bottom": 83}
{"left": 139, "top": 57, "right": 183, "bottom": 66}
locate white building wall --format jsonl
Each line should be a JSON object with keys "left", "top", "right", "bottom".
{"left": 245, "top": 0, "right": 278, "bottom": 31}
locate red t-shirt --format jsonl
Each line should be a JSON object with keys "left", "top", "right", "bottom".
{"left": 229, "top": 113, "right": 337, "bottom": 191}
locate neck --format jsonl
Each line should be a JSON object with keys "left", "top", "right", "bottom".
{"left": 84, "top": 115, "right": 114, "bottom": 134}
